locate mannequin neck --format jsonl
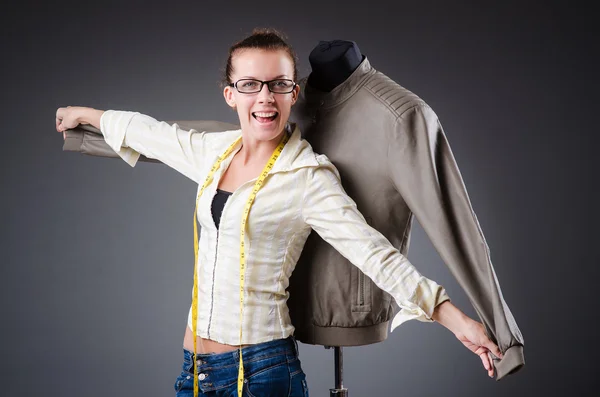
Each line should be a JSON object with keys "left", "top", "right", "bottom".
{"left": 307, "top": 40, "right": 363, "bottom": 92}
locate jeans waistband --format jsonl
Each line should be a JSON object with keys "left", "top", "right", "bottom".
{"left": 182, "top": 335, "right": 298, "bottom": 369}
{"left": 179, "top": 336, "right": 301, "bottom": 393}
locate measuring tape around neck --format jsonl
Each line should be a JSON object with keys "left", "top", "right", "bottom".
{"left": 191, "top": 131, "right": 290, "bottom": 397}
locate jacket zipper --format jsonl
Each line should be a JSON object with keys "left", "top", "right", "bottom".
{"left": 359, "top": 271, "right": 365, "bottom": 306}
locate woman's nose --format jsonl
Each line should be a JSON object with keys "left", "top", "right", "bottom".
{"left": 257, "top": 83, "right": 275, "bottom": 102}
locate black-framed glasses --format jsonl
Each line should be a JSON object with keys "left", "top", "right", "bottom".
{"left": 229, "top": 79, "right": 297, "bottom": 94}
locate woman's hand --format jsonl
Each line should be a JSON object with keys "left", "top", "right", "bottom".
{"left": 56, "top": 106, "right": 81, "bottom": 139}
{"left": 454, "top": 318, "right": 503, "bottom": 378}
{"left": 432, "top": 301, "right": 503, "bottom": 378}
{"left": 55, "top": 106, "right": 104, "bottom": 139}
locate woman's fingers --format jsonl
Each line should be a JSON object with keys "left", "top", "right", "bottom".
{"left": 55, "top": 107, "right": 65, "bottom": 132}
{"left": 477, "top": 328, "right": 502, "bottom": 378}
{"left": 55, "top": 107, "right": 73, "bottom": 133}
{"left": 56, "top": 108, "right": 66, "bottom": 132}
{"left": 478, "top": 331, "right": 503, "bottom": 360}
{"left": 480, "top": 351, "right": 494, "bottom": 377}
{"left": 461, "top": 320, "right": 503, "bottom": 378}
{"left": 486, "top": 340, "right": 503, "bottom": 359}
{"left": 480, "top": 350, "right": 489, "bottom": 370}
{"left": 472, "top": 321, "right": 503, "bottom": 360}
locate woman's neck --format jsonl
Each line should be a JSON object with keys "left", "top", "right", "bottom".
{"left": 237, "top": 130, "right": 285, "bottom": 166}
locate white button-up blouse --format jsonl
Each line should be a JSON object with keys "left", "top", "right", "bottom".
{"left": 100, "top": 110, "right": 450, "bottom": 345}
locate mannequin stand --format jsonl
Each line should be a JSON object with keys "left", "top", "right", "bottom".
{"left": 325, "top": 346, "right": 349, "bottom": 396}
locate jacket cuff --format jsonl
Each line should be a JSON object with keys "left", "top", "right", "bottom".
{"left": 494, "top": 344, "right": 525, "bottom": 381}
{"left": 62, "top": 129, "right": 84, "bottom": 152}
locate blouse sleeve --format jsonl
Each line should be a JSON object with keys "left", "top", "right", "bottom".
{"left": 301, "top": 156, "right": 450, "bottom": 331}
{"left": 100, "top": 110, "right": 210, "bottom": 183}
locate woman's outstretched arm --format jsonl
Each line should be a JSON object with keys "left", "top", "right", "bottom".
{"left": 55, "top": 106, "right": 222, "bottom": 183}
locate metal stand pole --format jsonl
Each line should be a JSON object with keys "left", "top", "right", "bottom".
{"left": 326, "top": 346, "right": 348, "bottom": 396}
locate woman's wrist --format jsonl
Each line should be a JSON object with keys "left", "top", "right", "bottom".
{"left": 431, "top": 300, "right": 469, "bottom": 335}
{"left": 74, "top": 107, "right": 104, "bottom": 129}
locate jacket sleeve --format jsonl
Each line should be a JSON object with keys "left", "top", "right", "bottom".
{"left": 387, "top": 104, "right": 524, "bottom": 380}
{"left": 62, "top": 119, "right": 240, "bottom": 166}
{"left": 302, "top": 157, "right": 451, "bottom": 327}
{"left": 63, "top": 124, "right": 160, "bottom": 163}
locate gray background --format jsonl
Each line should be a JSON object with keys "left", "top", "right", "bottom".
{"left": 1, "top": 0, "right": 597, "bottom": 396}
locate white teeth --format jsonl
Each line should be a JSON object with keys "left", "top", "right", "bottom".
{"left": 253, "top": 112, "right": 277, "bottom": 117}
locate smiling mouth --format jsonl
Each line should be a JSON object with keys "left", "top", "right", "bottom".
{"left": 252, "top": 111, "right": 279, "bottom": 123}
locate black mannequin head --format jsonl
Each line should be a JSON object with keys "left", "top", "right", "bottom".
{"left": 307, "top": 40, "right": 364, "bottom": 92}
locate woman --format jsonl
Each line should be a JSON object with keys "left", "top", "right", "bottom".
{"left": 55, "top": 29, "right": 502, "bottom": 397}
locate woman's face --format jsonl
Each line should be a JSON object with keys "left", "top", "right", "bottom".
{"left": 223, "top": 49, "right": 299, "bottom": 143}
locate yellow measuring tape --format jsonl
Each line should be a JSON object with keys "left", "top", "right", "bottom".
{"left": 191, "top": 131, "right": 289, "bottom": 397}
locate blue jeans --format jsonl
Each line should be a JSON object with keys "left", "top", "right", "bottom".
{"left": 174, "top": 336, "right": 309, "bottom": 396}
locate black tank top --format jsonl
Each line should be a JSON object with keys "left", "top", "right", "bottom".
{"left": 211, "top": 189, "right": 233, "bottom": 229}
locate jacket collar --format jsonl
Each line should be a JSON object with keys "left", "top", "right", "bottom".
{"left": 302, "top": 56, "right": 376, "bottom": 110}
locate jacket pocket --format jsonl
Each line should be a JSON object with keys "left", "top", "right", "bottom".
{"left": 351, "top": 266, "right": 371, "bottom": 312}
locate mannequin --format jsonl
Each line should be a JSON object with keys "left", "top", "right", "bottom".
{"left": 307, "top": 40, "right": 363, "bottom": 92}
{"left": 305, "top": 40, "right": 366, "bottom": 395}
{"left": 62, "top": 40, "right": 525, "bottom": 381}
{"left": 291, "top": 40, "right": 524, "bottom": 380}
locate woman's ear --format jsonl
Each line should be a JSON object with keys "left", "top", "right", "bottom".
{"left": 223, "top": 85, "right": 236, "bottom": 109}
{"left": 291, "top": 84, "right": 300, "bottom": 105}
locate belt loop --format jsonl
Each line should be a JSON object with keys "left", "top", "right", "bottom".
{"left": 292, "top": 336, "right": 299, "bottom": 357}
